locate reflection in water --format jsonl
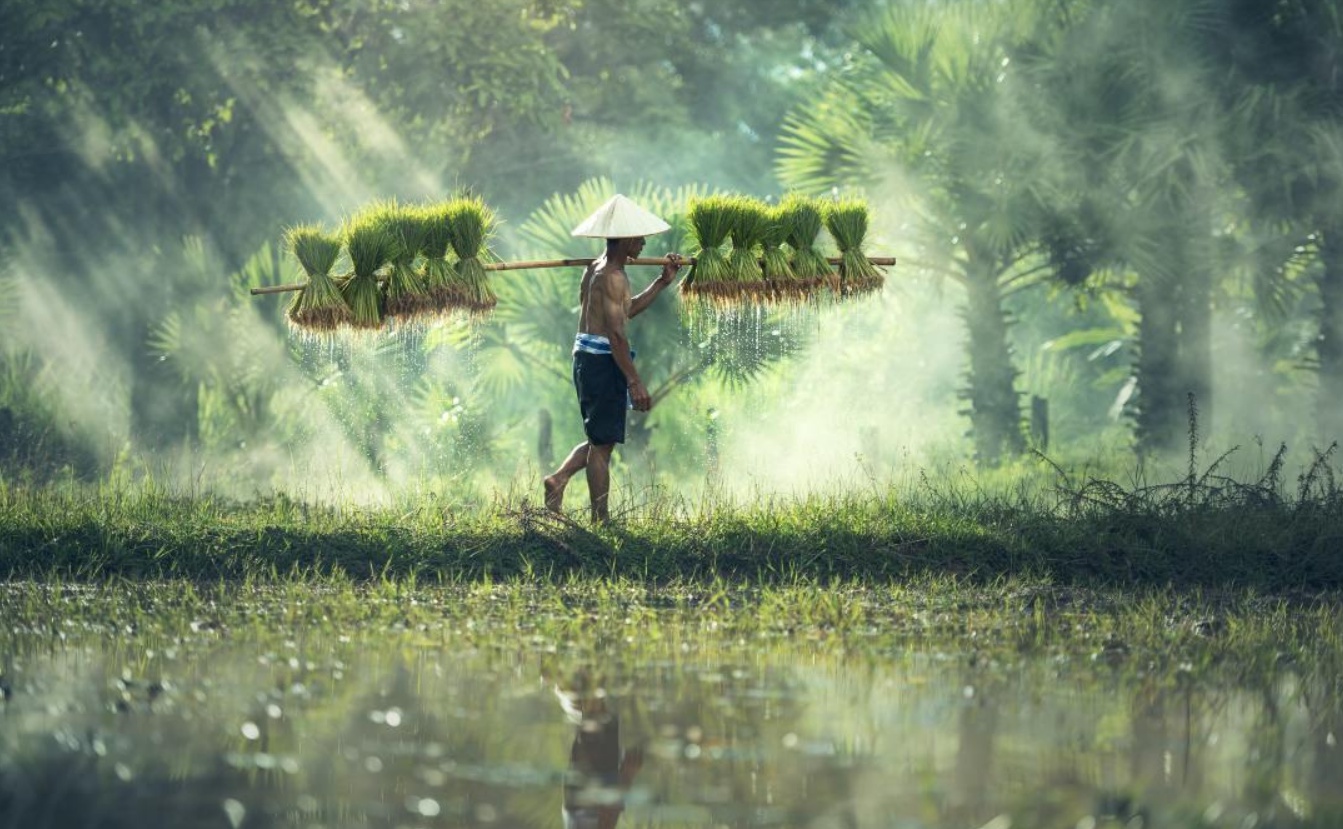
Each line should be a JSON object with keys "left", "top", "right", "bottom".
{"left": 557, "top": 668, "right": 643, "bottom": 829}
{"left": 3, "top": 626, "right": 1343, "bottom": 826}
{"left": 951, "top": 678, "right": 998, "bottom": 821}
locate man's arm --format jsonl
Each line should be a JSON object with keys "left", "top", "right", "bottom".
{"left": 628, "top": 254, "right": 682, "bottom": 318}
{"left": 602, "top": 274, "right": 651, "bottom": 411}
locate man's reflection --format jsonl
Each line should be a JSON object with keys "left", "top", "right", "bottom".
{"left": 556, "top": 670, "right": 643, "bottom": 829}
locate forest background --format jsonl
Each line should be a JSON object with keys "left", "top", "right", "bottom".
{"left": 1, "top": 0, "right": 1340, "bottom": 506}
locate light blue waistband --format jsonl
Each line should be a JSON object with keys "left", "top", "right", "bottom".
{"left": 573, "top": 333, "right": 635, "bottom": 359}
{"left": 573, "top": 333, "right": 612, "bottom": 355}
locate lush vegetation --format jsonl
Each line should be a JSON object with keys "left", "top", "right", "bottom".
{"left": 2, "top": 0, "right": 1342, "bottom": 514}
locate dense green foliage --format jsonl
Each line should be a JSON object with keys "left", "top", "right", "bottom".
{"left": 0, "top": 0, "right": 854, "bottom": 482}
{"left": 2, "top": 0, "right": 1343, "bottom": 500}
{"left": 777, "top": 0, "right": 1343, "bottom": 461}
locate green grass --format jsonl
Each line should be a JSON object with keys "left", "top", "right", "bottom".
{"left": 2, "top": 458, "right": 1341, "bottom": 588}
{"left": 0, "top": 575, "right": 1338, "bottom": 661}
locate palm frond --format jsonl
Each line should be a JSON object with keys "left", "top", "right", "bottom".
{"left": 852, "top": 4, "right": 942, "bottom": 101}
{"left": 776, "top": 85, "right": 877, "bottom": 194}
{"left": 1254, "top": 234, "right": 1320, "bottom": 325}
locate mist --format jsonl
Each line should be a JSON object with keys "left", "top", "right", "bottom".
{"left": 3, "top": 0, "right": 1341, "bottom": 506}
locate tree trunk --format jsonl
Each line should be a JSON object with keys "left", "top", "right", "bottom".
{"left": 1317, "top": 226, "right": 1343, "bottom": 442}
{"left": 950, "top": 691, "right": 998, "bottom": 821}
{"left": 1134, "top": 234, "right": 1189, "bottom": 455}
{"left": 961, "top": 260, "right": 1024, "bottom": 464}
{"left": 1244, "top": 686, "right": 1286, "bottom": 816}
{"left": 705, "top": 408, "right": 720, "bottom": 480}
{"left": 537, "top": 408, "right": 554, "bottom": 470}
{"left": 1176, "top": 244, "right": 1214, "bottom": 440}
{"left": 1134, "top": 283, "right": 1182, "bottom": 453}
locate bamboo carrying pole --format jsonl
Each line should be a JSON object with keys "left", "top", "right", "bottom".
{"left": 249, "top": 256, "right": 897, "bottom": 296}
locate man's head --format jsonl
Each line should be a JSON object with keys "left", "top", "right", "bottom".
{"left": 606, "top": 237, "right": 646, "bottom": 257}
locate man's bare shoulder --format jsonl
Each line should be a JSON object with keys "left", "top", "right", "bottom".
{"left": 592, "top": 264, "right": 630, "bottom": 292}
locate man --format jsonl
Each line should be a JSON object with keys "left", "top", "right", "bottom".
{"left": 543, "top": 194, "right": 683, "bottom": 522}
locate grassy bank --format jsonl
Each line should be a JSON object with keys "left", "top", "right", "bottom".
{"left": 2, "top": 453, "right": 1341, "bottom": 588}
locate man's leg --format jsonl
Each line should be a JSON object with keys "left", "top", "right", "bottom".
{"left": 544, "top": 442, "right": 590, "bottom": 513}
{"left": 585, "top": 443, "right": 615, "bottom": 523}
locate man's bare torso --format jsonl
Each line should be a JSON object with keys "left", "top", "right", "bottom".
{"left": 578, "top": 259, "right": 631, "bottom": 339}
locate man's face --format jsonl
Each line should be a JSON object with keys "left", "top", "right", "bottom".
{"left": 627, "top": 237, "right": 646, "bottom": 257}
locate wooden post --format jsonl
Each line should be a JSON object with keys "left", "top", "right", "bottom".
{"left": 1030, "top": 395, "right": 1049, "bottom": 452}
{"left": 537, "top": 408, "right": 554, "bottom": 470}
{"left": 706, "top": 408, "right": 720, "bottom": 478}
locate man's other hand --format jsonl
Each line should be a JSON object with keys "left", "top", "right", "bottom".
{"left": 630, "top": 380, "right": 652, "bottom": 411}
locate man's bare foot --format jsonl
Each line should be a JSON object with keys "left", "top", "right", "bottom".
{"left": 543, "top": 475, "right": 566, "bottom": 513}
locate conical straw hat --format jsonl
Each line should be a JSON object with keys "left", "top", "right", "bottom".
{"left": 570, "top": 194, "right": 671, "bottom": 238}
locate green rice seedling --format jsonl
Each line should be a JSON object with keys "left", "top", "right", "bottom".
{"left": 284, "top": 224, "right": 351, "bottom": 332}
{"left": 377, "top": 203, "right": 432, "bottom": 323}
{"left": 446, "top": 195, "right": 498, "bottom": 315}
{"left": 780, "top": 193, "right": 836, "bottom": 298}
{"left": 418, "top": 201, "right": 457, "bottom": 316}
{"left": 824, "top": 196, "right": 884, "bottom": 297}
{"left": 726, "top": 196, "right": 768, "bottom": 300}
{"left": 339, "top": 206, "right": 396, "bottom": 330}
{"left": 760, "top": 203, "right": 800, "bottom": 303}
{"left": 682, "top": 195, "right": 735, "bottom": 301}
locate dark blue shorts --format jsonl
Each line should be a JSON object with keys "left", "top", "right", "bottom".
{"left": 573, "top": 352, "right": 627, "bottom": 446}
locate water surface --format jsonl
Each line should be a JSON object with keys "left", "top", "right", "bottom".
{"left": 1, "top": 583, "right": 1339, "bottom": 828}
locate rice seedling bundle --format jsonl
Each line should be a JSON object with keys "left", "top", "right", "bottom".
{"left": 284, "top": 224, "right": 351, "bottom": 332}
{"left": 780, "top": 193, "right": 835, "bottom": 295}
{"left": 418, "top": 201, "right": 457, "bottom": 314}
{"left": 760, "top": 203, "right": 800, "bottom": 302}
{"left": 725, "top": 196, "right": 768, "bottom": 299}
{"left": 824, "top": 197, "right": 884, "bottom": 296}
{"left": 339, "top": 206, "right": 396, "bottom": 330}
{"left": 681, "top": 195, "right": 735, "bottom": 300}
{"left": 376, "top": 203, "right": 432, "bottom": 322}
{"left": 446, "top": 194, "right": 498, "bottom": 314}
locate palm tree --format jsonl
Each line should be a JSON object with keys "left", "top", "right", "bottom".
{"left": 1211, "top": 0, "right": 1343, "bottom": 443}
{"left": 775, "top": 0, "right": 1079, "bottom": 464}
{"left": 0, "top": 270, "right": 103, "bottom": 479}
{"left": 1020, "top": 0, "right": 1237, "bottom": 453}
